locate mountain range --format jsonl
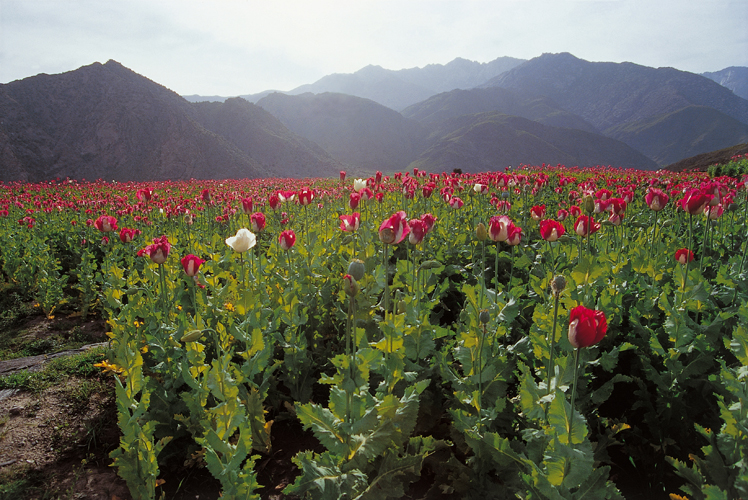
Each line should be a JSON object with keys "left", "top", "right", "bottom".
{"left": 2, "top": 53, "right": 747, "bottom": 182}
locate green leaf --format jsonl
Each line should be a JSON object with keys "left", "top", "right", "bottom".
{"left": 296, "top": 403, "right": 349, "bottom": 457}
{"left": 548, "top": 389, "right": 587, "bottom": 445}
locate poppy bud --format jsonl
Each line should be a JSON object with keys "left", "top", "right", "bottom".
{"left": 551, "top": 275, "right": 566, "bottom": 296}
{"left": 584, "top": 194, "right": 595, "bottom": 214}
{"left": 181, "top": 329, "right": 206, "bottom": 343}
{"left": 476, "top": 222, "right": 488, "bottom": 241}
{"left": 479, "top": 310, "right": 490, "bottom": 324}
{"left": 343, "top": 274, "right": 359, "bottom": 297}
{"left": 347, "top": 259, "right": 366, "bottom": 281}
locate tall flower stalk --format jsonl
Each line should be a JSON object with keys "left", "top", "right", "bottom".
{"left": 566, "top": 305, "right": 607, "bottom": 444}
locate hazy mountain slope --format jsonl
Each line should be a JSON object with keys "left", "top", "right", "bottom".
{"left": 286, "top": 57, "right": 526, "bottom": 111}
{"left": 0, "top": 61, "right": 344, "bottom": 182}
{"left": 192, "top": 97, "right": 343, "bottom": 178}
{"left": 702, "top": 67, "right": 748, "bottom": 101}
{"left": 401, "top": 87, "right": 598, "bottom": 133}
{"left": 257, "top": 92, "right": 429, "bottom": 173}
{"left": 0, "top": 61, "right": 270, "bottom": 182}
{"left": 483, "top": 53, "right": 748, "bottom": 131}
{"left": 606, "top": 105, "right": 748, "bottom": 166}
{"left": 410, "top": 112, "right": 658, "bottom": 173}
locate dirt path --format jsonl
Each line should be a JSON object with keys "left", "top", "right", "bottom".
{"left": 0, "top": 342, "right": 108, "bottom": 377}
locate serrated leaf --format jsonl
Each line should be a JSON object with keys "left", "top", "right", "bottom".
{"left": 296, "top": 403, "right": 349, "bottom": 457}
{"left": 548, "top": 389, "right": 587, "bottom": 445}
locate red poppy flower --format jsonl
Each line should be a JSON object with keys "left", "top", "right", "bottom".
{"left": 539, "top": 219, "right": 565, "bottom": 242}
{"left": 137, "top": 236, "right": 171, "bottom": 264}
{"left": 339, "top": 213, "right": 361, "bottom": 232}
{"left": 250, "top": 212, "right": 266, "bottom": 232}
{"left": 574, "top": 215, "right": 601, "bottom": 238}
{"left": 181, "top": 254, "right": 205, "bottom": 277}
{"left": 568, "top": 305, "right": 607, "bottom": 348}
{"left": 379, "top": 211, "right": 410, "bottom": 245}
{"left": 279, "top": 230, "right": 296, "bottom": 250}
{"left": 530, "top": 204, "right": 546, "bottom": 220}
{"left": 675, "top": 248, "right": 694, "bottom": 265}
{"left": 645, "top": 188, "right": 669, "bottom": 211}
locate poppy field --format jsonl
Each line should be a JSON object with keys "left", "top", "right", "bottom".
{"left": 0, "top": 158, "right": 747, "bottom": 500}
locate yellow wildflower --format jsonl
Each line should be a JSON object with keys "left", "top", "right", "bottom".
{"left": 94, "top": 359, "right": 124, "bottom": 376}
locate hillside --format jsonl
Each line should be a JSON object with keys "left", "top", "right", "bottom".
{"left": 409, "top": 112, "right": 658, "bottom": 173}
{"left": 0, "top": 61, "right": 341, "bottom": 182}
{"left": 606, "top": 105, "right": 748, "bottom": 166}
{"left": 401, "top": 86, "right": 598, "bottom": 134}
{"left": 257, "top": 92, "right": 429, "bottom": 173}
{"left": 483, "top": 53, "right": 748, "bottom": 131}
{"left": 193, "top": 97, "right": 343, "bottom": 179}
{"left": 665, "top": 143, "right": 748, "bottom": 172}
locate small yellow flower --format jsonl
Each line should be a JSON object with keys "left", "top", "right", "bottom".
{"left": 140, "top": 345, "right": 149, "bottom": 354}
{"left": 94, "top": 360, "right": 124, "bottom": 376}
{"left": 224, "top": 302, "right": 235, "bottom": 312}
{"left": 669, "top": 494, "right": 689, "bottom": 500}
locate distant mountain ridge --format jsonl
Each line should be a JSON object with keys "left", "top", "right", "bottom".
{"left": 702, "top": 67, "right": 748, "bottom": 100}
{"left": 3, "top": 54, "right": 748, "bottom": 182}
{"left": 242, "top": 56, "right": 526, "bottom": 111}
{"left": 0, "top": 61, "right": 342, "bottom": 182}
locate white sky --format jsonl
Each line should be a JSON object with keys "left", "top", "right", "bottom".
{"left": 1, "top": 0, "right": 746, "bottom": 96}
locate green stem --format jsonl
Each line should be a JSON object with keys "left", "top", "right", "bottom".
{"left": 568, "top": 347, "right": 581, "bottom": 446}
{"left": 548, "top": 292, "right": 560, "bottom": 396}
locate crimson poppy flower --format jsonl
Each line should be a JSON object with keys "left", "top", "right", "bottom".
{"left": 539, "top": 219, "right": 565, "bottom": 242}
{"left": 568, "top": 305, "right": 607, "bottom": 348}
{"left": 574, "top": 215, "right": 601, "bottom": 238}
{"left": 408, "top": 219, "right": 428, "bottom": 244}
{"left": 506, "top": 224, "right": 522, "bottom": 246}
{"left": 240, "top": 197, "right": 253, "bottom": 214}
{"left": 489, "top": 215, "right": 513, "bottom": 242}
{"left": 279, "top": 230, "right": 296, "bottom": 250}
{"left": 645, "top": 188, "right": 669, "bottom": 211}
{"left": 680, "top": 189, "right": 711, "bottom": 215}
{"left": 298, "top": 187, "right": 314, "bottom": 206}
{"left": 449, "top": 197, "right": 464, "bottom": 209}
{"left": 675, "top": 248, "right": 694, "bottom": 265}
{"left": 119, "top": 227, "right": 141, "bottom": 243}
{"left": 349, "top": 192, "right": 361, "bottom": 210}
{"left": 268, "top": 193, "right": 281, "bottom": 210}
{"left": 530, "top": 204, "right": 546, "bottom": 220}
{"left": 250, "top": 212, "right": 266, "bottom": 232}
{"left": 421, "top": 213, "right": 436, "bottom": 232}
{"left": 138, "top": 236, "right": 171, "bottom": 264}
{"left": 181, "top": 254, "right": 205, "bottom": 277}
{"left": 94, "top": 215, "right": 117, "bottom": 233}
{"left": 339, "top": 213, "right": 361, "bottom": 232}
{"left": 340, "top": 171, "right": 346, "bottom": 181}
{"left": 379, "top": 211, "right": 410, "bottom": 245}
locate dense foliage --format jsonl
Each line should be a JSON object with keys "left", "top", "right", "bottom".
{"left": 0, "top": 164, "right": 746, "bottom": 499}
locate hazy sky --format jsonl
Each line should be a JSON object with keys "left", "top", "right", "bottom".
{"left": 1, "top": 0, "right": 746, "bottom": 96}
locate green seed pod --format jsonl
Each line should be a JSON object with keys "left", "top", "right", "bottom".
{"left": 180, "top": 329, "right": 205, "bottom": 343}
{"left": 125, "top": 288, "right": 139, "bottom": 296}
{"left": 420, "top": 260, "right": 442, "bottom": 270}
{"left": 347, "top": 259, "right": 366, "bottom": 281}
{"left": 341, "top": 235, "right": 353, "bottom": 245}
{"left": 479, "top": 309, "right": 490, "bottom": 324}
{"left": 397, "top": 300, "right": 406, "bottom": 314}
{"left": 661, "top": 219, "right": 675, "bottom": 227}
